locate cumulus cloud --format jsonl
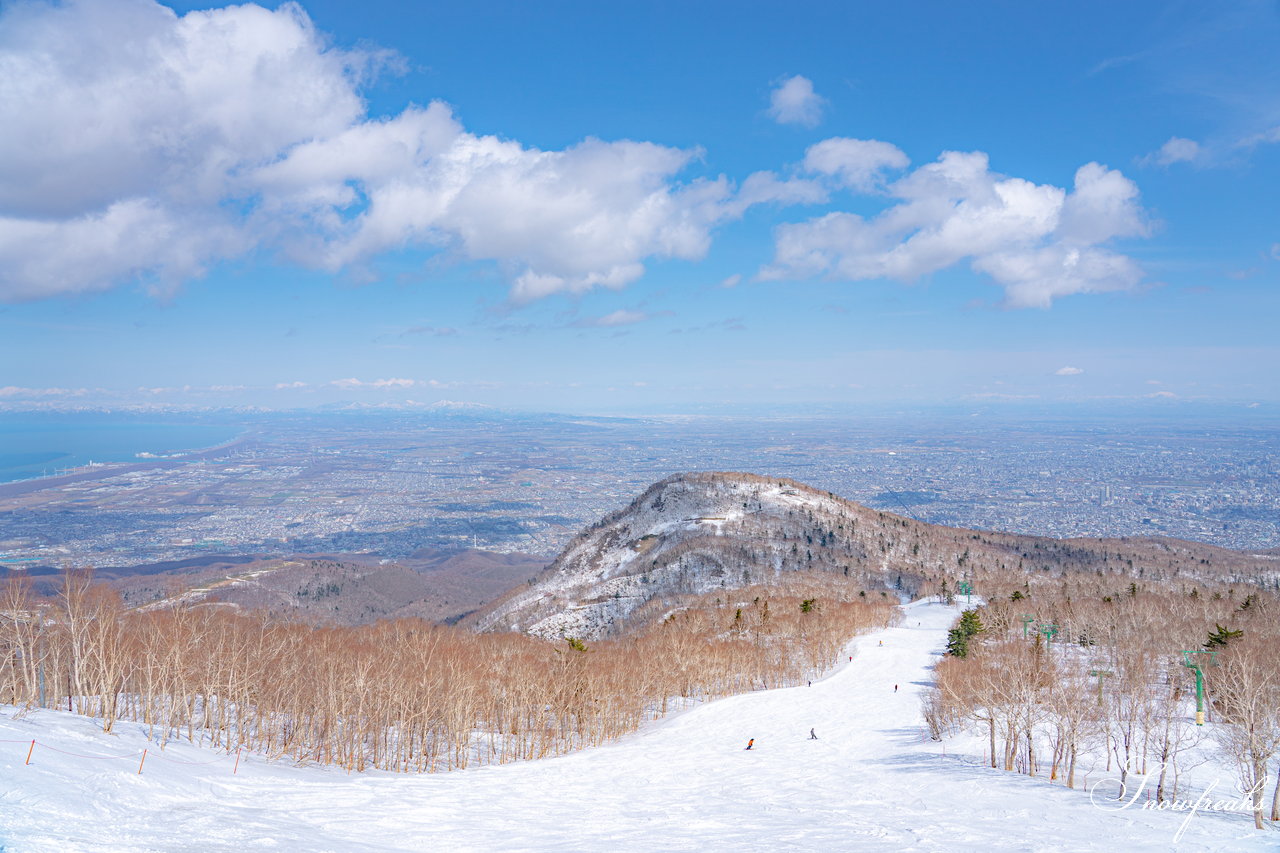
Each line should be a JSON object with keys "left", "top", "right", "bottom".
{"left": 0, "top": 0, "right": 794, "bottom": 304}
{"left": 1054, "top": 366, "right": 1084, "bottom": 376}
{"left": 767, "top": 75, "right": 826, "bottom": 127}
{"left": 761, "top": 150, "right": 1150, "bottom": 308}
{"left": 720, "top": 170, "right": 827, "bottom": 216}
{"left": 271, "top": 118, "right": 734, "bottom": 302}
{"left": 0, "top": 0, "right": 375, "bottom": 300}
{"left": 1142, "top": 137, "right": 1201, "bottom": 166}
{"left": 803, "top": 138, "right": 909, "bottom": 191}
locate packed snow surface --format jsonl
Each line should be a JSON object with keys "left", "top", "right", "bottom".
{"left": 1, "top": 601, "right": 1272, "bottom": 851}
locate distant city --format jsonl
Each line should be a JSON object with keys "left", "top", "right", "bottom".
{"left": 0, "top": 410, "right": 1276, "bottom": 570}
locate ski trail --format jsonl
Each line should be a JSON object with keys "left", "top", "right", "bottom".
{"left": 0, "top": 600, "right": 1272, "bottom": 851}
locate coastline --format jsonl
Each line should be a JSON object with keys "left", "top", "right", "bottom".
{"left": 0, "top": 434, "right": 251, "bottom": 499}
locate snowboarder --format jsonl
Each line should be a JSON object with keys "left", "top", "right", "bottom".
{"left": 745, "top": 738, "right": 754, "bottom": 750}
{"left": 809, "top": 728, "right": 818, "bottom": 740}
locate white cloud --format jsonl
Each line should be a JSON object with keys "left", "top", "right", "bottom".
{"left": 1142, "top": 136, "right": 1201, "bottom": 166}
{"left": 1057, "top": 162, "right": 1147, "bottom": 245}
{"left": 803, "top": 138, "right": 909, "bottom": 191}
{"left": 577, "top": 309, "right": 650, "bottom": 327}
{"left": 1146, "top": 390, "right": 1178, "bottom": 399}
{"left": 287, "top": 130, "right": 746, "bottom": 304}
{"left": 767, "top": 75, "right": 826, "bottom": 128}
{"left": 127, "top": 383, "right": 247, "bottom": 396}
{"left": 136, "top": 385, "right": 194, "bottom": 395}
{"left": 762, "top": 150, "right": 1150, "bottom": 308}
{"left": 329, "top": 377, "right": 417, "bottom": 389}
{"left": 0, "top": 0, "right": 795, "bottom": 304}
{"left": 400, "top": 325, "right": 458, "bottom": 338}
{"left": 1054, "top": 366, "right": 1084, "bottom": 376}
{"left": 719, "top": 274, "right": 742, "bottom": 288}
{"left": 0, "top": 0, "right": 373, "bottom": 301}
{"left": 1271, "top": 243, "right": 1280, "bottom": 261}
{"left": 275, "top": 381, "right": 309, "bottom": 390}
{"left": 721, "top": 171, "right": 828, "bottom": 216}
{"left": 1238, "top": 126, "right": 1280, "bottom": 149}
{"left": 0, "top": 385, "right": 88, "bottom": 398}
{"left": 0, "top": 199, "right": 249, "bottom": 301}
{"left": 974, "top": 245, "right": 1144, "bottom": 309}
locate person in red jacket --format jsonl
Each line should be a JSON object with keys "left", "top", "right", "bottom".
{"left": 745, "top": 738, "right": 754, "bottom": 750}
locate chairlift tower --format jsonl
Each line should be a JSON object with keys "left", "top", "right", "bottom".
{"left": 1181, "top": 649, "right": 1217, "bottom": 726}
{"left": 1088, "top": 669, "right": 1112, "bottom": 705}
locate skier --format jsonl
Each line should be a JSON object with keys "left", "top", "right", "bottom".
{"left": 894, "top": 684, "right": 898, "bottom": 693}
{"left": 878, "top": 640, "right": 883, "bottom": 646}
{"left": 745, "top": 738, "right": 754, "bottom": 750}
{"left": 809, "top": 728, "right": 818, "bottom": 740}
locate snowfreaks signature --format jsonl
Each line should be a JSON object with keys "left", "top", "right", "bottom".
{"left": 1090, "top": 765, "right": 1263, "bottom": 843}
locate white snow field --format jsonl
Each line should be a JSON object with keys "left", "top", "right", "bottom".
{"left": 1, "top": 600, "right": 1274, "bottom": 852}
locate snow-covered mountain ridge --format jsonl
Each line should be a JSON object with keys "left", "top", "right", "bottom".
{"left": 472, "top": 471, "right": 1272, "bottom": 640}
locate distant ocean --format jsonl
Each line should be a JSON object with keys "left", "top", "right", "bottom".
{"left": 0, "top": 417, "right": 242, "bottom": 484}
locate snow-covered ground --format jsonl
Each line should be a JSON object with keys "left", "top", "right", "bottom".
{"left": 1, "top": 601, "right": 1273, "bottom": 851}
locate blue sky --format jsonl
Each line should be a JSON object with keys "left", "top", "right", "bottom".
{"left": 0, "top": 0, "right": 1277, "bottom": 413}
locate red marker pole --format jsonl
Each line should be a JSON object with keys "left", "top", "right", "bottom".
{"left": 25, "top": 739, "right": 35, "bottom": 765}
{"left": 138, "top": 749, "right": 147, "bottom": 775}
{"left": 233, "top": 747, "right": 241, "bottom": 775}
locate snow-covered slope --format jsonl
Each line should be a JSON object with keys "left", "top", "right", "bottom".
{"left": 1, "top": 601, "right": 1268, "bottom": 852}
{"left": 472, "top": 472, "right": 927, "bottom": 639}
{"left": 470, "top": 471, "right": 1274, "bottom": 641}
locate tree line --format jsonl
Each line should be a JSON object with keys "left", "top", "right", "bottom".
{"left": 923, "top": 569, "right": 1280, "bottom": 830}
{"left": 0, "top": 570, "right": 894, "bottom": 773}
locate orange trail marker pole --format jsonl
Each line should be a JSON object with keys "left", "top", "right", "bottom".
{"left": 138, "top": 749, "right": 147, "bottom": 775}
{"left": 233, "top": 747, "right": 241, "bottom": 775}
{"left": 25, "top": 739, "right": 35, "bottom": 765}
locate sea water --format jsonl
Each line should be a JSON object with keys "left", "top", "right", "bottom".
{"left": 0, "top": 416, "right": 241, "bottom": 484}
